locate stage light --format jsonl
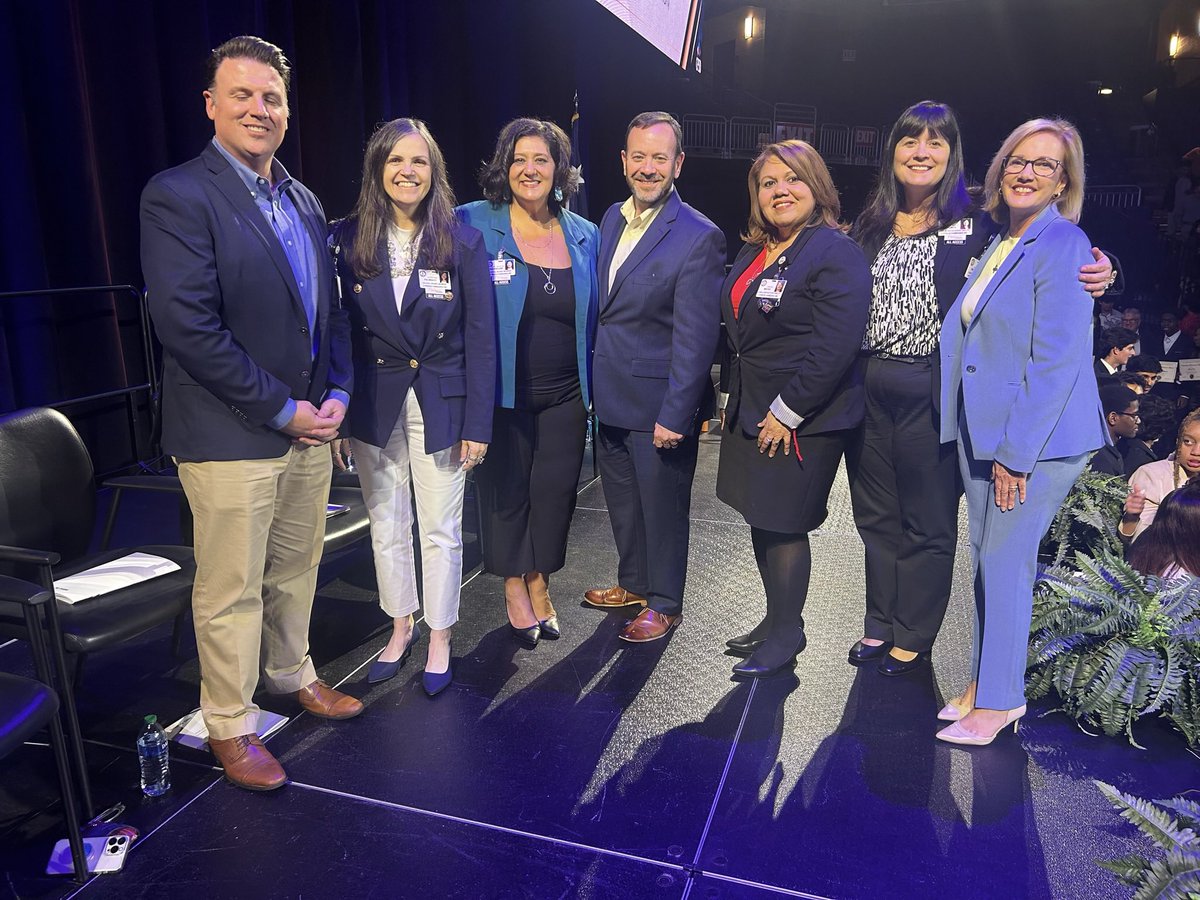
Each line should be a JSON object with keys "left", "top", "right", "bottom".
{"left": 1097, "top": 86, "right": 1113, "bottom": 95}
{"left": 1169, "top": 33, "right": 1180, "bottom": 57}
{"left": 744, "top": 13, "right": 756, "bottom": 41}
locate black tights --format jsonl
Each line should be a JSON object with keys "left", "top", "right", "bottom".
{"left": 747, "top": 527, "right": 811, "bottom": 644}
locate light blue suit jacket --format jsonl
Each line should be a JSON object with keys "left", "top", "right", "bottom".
{"left": 939, "top": 205, "right": 1106, "bottom": 473}
{"left": 455, "top": 200, "right": 599, "bottom": 409}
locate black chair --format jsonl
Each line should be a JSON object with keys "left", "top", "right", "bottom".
{"left": 0, "top": 575, "right": 89, "bottom": 882}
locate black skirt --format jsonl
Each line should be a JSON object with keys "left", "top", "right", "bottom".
{"left": 716, "top": 425, "right": 850, "bottom": 534}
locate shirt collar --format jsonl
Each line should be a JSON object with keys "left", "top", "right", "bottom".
{"left": 619, "top": 186, "right": 674, "bottom": 229}
{"left": 211, "top": 138, "right": 293, "bottom": 198}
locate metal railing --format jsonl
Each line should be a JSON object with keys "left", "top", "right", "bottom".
{"left": 682, "top": 114, "right": 729, "bottom": 158}
{"left": 1084, "top": 185, "right": 1143, "bottom": 209}
{"left": 818, "top": 124, "right": 851, "bottom": 164}
{"left": 729, "top": 116, "right": 773, "bottom": 158}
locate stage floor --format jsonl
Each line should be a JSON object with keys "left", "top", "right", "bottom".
{"left": 2, "top": 432, "right": 1195, "bottom": 899}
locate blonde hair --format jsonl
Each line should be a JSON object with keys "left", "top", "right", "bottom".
{"left": 743, "top": 140, "right": 844, "bottom": 246}
{"left": 983, "top": 118, "right": 1085, "bottom": 225}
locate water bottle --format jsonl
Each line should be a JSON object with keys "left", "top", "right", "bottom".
{"left": 137, "top": 715, "right": 171, "bottom": 797}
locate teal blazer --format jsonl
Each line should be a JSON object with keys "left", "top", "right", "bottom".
{"left": 456, "top": 200, "right": 599, "bottom": 409}
{"left": 939, "top": 205, "right": 1107, "bottom": 473}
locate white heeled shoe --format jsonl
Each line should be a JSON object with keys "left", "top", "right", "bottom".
{"left": 935, "top": 705, "right": 1026, "bottom": 746}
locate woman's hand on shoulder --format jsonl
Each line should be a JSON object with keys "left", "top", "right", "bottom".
{"left": 1078, "top": 247, "right": 1115, "bottom": 298}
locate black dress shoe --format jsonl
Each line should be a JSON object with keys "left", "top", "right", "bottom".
{"left": 732, "top": 632, "right": 807, "bottom": 679}
{"left": 423, "top": 641, "right": 453, "bottom": 697}
{"left": 726, "top": 618, "right": 771, "bottom": 655}
{"left": 878, "top": 650, "right": 930, "bottom": 677}
{"left": 509, "top": 622, "right": 541, "bottom": 648}
{"left": 538, "top": 616, "right": 561, "bottom": 640}
{"left": 366, "top": 623, "right": 423, "bottom": 684}
{"left": 847, "top": 639, "right": 892, "bottom": 667}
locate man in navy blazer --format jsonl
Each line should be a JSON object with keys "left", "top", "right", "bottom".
{"left": 584, "top": 112, "right": 726, "bottom": 642}
{"left": 140, "top": 36, "right": 360, "bottom": 792}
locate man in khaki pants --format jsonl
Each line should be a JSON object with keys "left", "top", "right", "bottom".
{"left": 140, "top": 35, "right": 361, "bottom": 791}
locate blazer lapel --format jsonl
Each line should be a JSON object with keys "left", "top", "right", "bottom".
{"left": 603, "top": 191, "right": 681, "bottom": 311}
{"left": 361, "top": 243, "right": 419, "bottom": 358}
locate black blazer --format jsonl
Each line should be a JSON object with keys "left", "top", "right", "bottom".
{"left": 335, "top": 223, "right": 496, "bottom": 453}
{"left": 141, "top": 142, "right": 352, "bottom": 462}
{"left": 1142, "top": 330, "right": 1197, "bottom": 361}
{"left": 720, "top": 227, "right": 871, "bottom": 437}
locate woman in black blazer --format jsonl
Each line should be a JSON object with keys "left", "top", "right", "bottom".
{"left": 844, "top": 101, "right": 1113, "bottom": 678}
{"left": 717, "top": 140, "right": 871, "bottom": 678}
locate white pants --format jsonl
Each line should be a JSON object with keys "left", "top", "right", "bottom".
{"left": 353, "top": 390, "right": 465, "bottom": 629}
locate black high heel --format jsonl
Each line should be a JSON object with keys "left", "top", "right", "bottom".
{"left": 538, "top": 616, "right": 561, "bottom": 640}
{"left": 732, "top": 631, "right": 807, "bottom": 679}
{"left": 509, "top": 622, "right": 541, "bottom": 648}
{"left": 726, "top": 617, "right": 771, "bottom": 656}
{"left": 878, "top": 650, "right": 930, "bottom": 677}
{"left": 847, "top": 639, "right": 892, "bottom": 666}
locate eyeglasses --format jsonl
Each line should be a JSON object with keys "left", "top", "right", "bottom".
{"left": 1114, "top": 411, "right": 1141, "bottom": 421}
{"left": 1003, "top": 156, "right": 1063, "bottom": 178}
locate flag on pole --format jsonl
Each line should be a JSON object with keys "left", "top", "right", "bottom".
{"left": 569, "top": 92, "right": 588, "bottom": 219}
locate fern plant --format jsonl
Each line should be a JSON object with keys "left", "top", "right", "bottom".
{"left": 1028, "top": 547, "right": 1200, "bottom": 748}
{"left": 1040, "top": 467, "right": 1129, "bottom": 565}
{"left": 1095, "top": 780, "right": 1200, "bottom": 899}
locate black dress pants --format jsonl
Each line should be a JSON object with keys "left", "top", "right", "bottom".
{"left": 846, "top": 356, "right": 960, "bottom": 651}
{"left": 596, "top": 422, "right": 698, "bottom": 616}
{"left": 476, "top": 389, "right": 587, "bottom": 577}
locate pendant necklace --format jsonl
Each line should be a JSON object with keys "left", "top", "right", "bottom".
{"left": 387, "top": 226, "right": 419, "bottom": 278}
{"left": 537, "top": 265, "right": 557, "bottom": 295}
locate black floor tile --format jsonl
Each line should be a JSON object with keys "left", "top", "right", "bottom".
{"left": 70, "top": 781, "right": 689, "bottom": 900}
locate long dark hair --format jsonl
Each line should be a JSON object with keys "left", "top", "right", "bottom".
{"left": 851, "top": 100, "right": 972, "bottom": 259}
{"left": 1126, "top": 480, "right": 1200, "bottom": 578}
{"left": 477, "top": 117, "right": 578, "bottom": 215}
{"left": 339, "top": 118, "right": 457, "bottom": 279}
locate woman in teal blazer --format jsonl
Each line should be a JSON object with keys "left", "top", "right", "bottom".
{"left": 936, "top": 118, "right": 1107, "bottom": 745}
{"left": 457, "top": 118, "right": 599, "bottom": 646}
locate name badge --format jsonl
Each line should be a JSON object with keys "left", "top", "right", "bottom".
{"left": 756, "top": 279, "right": 786, "bottom": 301}
{"left": 489, "top": 257, "right": 516, "bottom": 285}
{"left": 419, "top": 269, "right": 453, "bottom": 299}
{"left": 964, "top": 257, "right": 979, "bottom": 280}
{"left": 940, "top": 217, "right": 973, "bottom": 245}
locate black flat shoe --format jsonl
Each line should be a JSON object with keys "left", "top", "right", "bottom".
{"left": 423, "top": 641, "right": 453, "bottom": 697}
{"left": 538, "top": 616, "right": 561, "bottom": 640}
{"left": 878, "top": 650, "right": 930, "bottom": 677}
{"left": 732, "top": 632, "right": 807, "bottom": 679}
{"left": 726, "top": 618, "right": 771, "bottom": 655}
{"left": 847, "top": 639, "right": 892, "bottom": 667}
{"left": 366, "top": 623, "right": 422, "bottom": 684}
{"left": 509, "top": 622, "right": 541, "bottom": 648}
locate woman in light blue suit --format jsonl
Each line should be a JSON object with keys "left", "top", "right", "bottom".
{"left": 457, "top": 118, "right": 599, "bottom": 647}
{"left": 936, "top": 119, "right": 1107, "bottom": 745}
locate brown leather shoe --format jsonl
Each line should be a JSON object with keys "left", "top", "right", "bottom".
{"left": 583, "top": 586, "right": 648, "bottom": 609}
{"left": 209, "top": 733, "right": 287, "bottom": 791}
{"left": 295, "top": 680, "right": 364, "bottom": 720}
{"left": 619, "top": 608, "right": 682, "bottom": 643}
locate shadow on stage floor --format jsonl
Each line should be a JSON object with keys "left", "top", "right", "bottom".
{"left": 1, "top": 432, "right": 1196, "bottom": 899}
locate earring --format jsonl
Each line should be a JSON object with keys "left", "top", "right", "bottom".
{"left": 553, "top": 186, "right": 564, "bottom": 202}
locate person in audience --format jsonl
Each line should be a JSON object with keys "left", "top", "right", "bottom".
{"left": 1094, "top": 326, "right": 1138, "bottom": 379}
{"left": 1126, "top": 481, "right": 1200, "bottom": 579}
{"left": 1121, "top": 306, "right": 1143, "bottom": 356}
{"left": 1122, "top": 391, "right": 1176, "bottom": 474}
{"left": 937, "top": 118, "right": 1106, "bottom": 745}
{"left": 457, "top": 119, "right": 599, "bottom": 647}
{"left": 1179, "top": 297, "right": 1200, "bottom": 342}
{"left": 1090, "top": 383, "right": 1138, "bottom": 476}
{"left": 844, "top": 100, "right": 1112, "bottom": 677}
{"left": 585, "top": 111, "right": 726, "bottom": 643}
{"left": 331, "top": 118, "right": 496, "bottom": 696}
{"left": 1112, "top": 372, "right": 1147, "bottom": 394}
{"left": 140, "top": 36, "right": 361, "bottom": 791}
{"left": 1121, "top": 408, "right": 1200, "bottom": 540}
{"left": 1143, "top": 310, "right": 1197, "bottom": 361}
{"left": 1095, "top": 296, "right": 1122, "bottom": 330}
{"left": 717, "top": 140, "right": 871, "bottom": 678}
{"left": 1125, "top": 354, "right": 1163, "bottom": 391}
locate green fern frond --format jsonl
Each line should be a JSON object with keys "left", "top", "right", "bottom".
{"left": 1096, "top": 781, "right": 1197, "bottom": 851}
{"left": 1130, "top": 851, "right": 1200, "bottom": 900}
{"left": 1098, "top": 853, "right": 1153, "bottom": 886}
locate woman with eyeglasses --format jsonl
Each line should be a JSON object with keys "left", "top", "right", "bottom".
{"left": 840, "top": 101, "right": 1111, "bottom": 679}
{"left": 936, "top": 119, "right": 1107, "bottom": 745}
{"left": 717, "top": 140, "right": 871, "bottom": 678}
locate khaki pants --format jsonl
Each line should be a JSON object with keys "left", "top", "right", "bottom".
{"left": 178, "top": 443, "right": 331, "bottom": 740}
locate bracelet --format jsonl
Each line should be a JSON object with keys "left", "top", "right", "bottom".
{"left": 1104, "top": 271, "right": 1118, "bottom": 289}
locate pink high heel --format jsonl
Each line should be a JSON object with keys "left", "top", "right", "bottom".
{"left": 935, "top": 705, "right": 1026, "bottom": 746}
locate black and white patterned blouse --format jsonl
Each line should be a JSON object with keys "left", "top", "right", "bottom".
{"left": 862, "top": 233, "right": 940, "bottom": 357}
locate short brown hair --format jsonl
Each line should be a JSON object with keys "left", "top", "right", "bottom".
{"left": 205, "top": 35, "right": 291, "bottom": 91}
{"left": 743, "top": 141, "right": 844, "bottom": 246}
{"left": 625, "top": 111, "right": 683, "bottom": 158}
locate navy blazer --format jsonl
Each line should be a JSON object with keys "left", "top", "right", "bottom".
{"left": 721, "top": 227, "right": 871, "bottom": 437}
{"left": 141, "top": 142, "right": 352, "bottom": 462}
{"left": 594, "top": 191, "right": 726, "bottom": 434}
{"left": 455, "top": 201, "right": 598, "bottom": 409}
{"left": 334, "top": 223, "right": 496, "bottom": 453}
{"left": 940, "top": 206, "right": 1107, "bottom": 473}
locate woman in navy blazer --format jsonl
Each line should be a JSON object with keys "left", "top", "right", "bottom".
{"left": 936, "top": 119, "right": 1107, "bottom": 744}
{"left": 457, "top": 118, "right": 599, "bottom": 647}
{"left": 332, "top": 119, "right": 496, "bottom": 696}
{"left": 717, "top": 140, "right": 871, "bottom": 678}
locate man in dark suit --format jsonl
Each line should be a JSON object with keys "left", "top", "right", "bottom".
{"left": 583, "top": 112, "right": 726, "bottom": 642}
{"left": 140, "top": 36, "right": 360, "bottom": 792}
{"left": 1094, "top": 326, "right": 1137, "bottom": 380}
{"left": 1142, "top": 310, "right": 1198, "bottom": 361}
